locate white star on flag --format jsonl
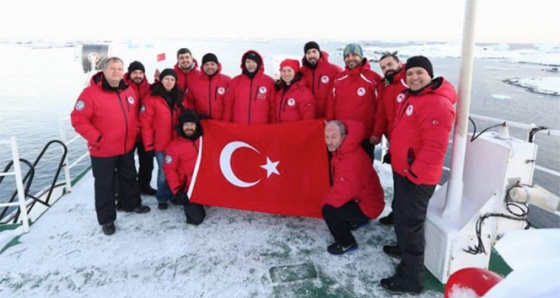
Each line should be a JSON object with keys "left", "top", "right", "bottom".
{"left": 260, "top": 157, "right": 280, "bottom": 178}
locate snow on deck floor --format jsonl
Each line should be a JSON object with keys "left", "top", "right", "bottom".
{"left": 0, "top": 164, "right": 441, "bottom": 297}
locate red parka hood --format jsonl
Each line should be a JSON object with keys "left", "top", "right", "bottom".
{"left": 240, "top": 50, "right": 266, "bottom": 73}
{"left": 335, "top": 120, "right": 364, "bottom": 157}
{"left": 408, "top": 77, "right": 457, "bottom": 105}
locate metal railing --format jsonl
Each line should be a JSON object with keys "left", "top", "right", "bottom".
{"left": 0, "top": 137, "right": 30, "bottom": 233}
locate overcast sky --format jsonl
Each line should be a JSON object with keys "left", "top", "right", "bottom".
{"left": 1, "top": 0, "right": 558, "bottom": 44}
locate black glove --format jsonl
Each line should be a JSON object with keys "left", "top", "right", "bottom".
{"left": 403, "top": 176, "right": 418, "bottom": 193}
{"left": 172, "top": 190, "right": 189, "bottom": 205}
{"left": 382, "top": 153, "right": 391, "bottom": 164}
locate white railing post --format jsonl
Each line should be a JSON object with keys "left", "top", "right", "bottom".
{"left": 59, "top": 117, "right": 73, "bottom": 193}
{"left": 0, "top": 137, "right": 31, "bottom": 232}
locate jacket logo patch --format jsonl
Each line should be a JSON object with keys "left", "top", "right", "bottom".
{"left": 140, "top": 105, "right": 146, "bottom": 113}
{"left": 165, "top": 155, "right": 173, "bottom": 164}
{"left": 217, "top": 87, "right": 225, "bottom": 95}
{"left": 75, "top": 100, "right": 85, "bottom": 111}
{"left": 258, "top": 86, "right": 267, "bottom": 94}
{"left": 432, "top": 119, "right": 439, "bottom": 125}
{"left": 396, "top": 93, "right": 406, "bottom": 103}
{"left": 321, "top": 76, "right": 329, "bottom": 84}
{"left": 127, "top": 96, "right": 135, "bottom": 104}
{"left": 356, "top": 87, "right": 366, "bottom": 96}
{"left": 406, "top": 105, "right": 414, "bottom": 116}
{"left": 287, "top": 98, "right": 296, "bottom": 106}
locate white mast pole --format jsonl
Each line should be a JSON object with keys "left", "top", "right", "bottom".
{"left": 442, "top": 0, "right": 478, "bottom": 218}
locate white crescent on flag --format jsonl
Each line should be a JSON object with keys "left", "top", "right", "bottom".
{"left": 220, "top": 141, "right": 261, "bottom": 188}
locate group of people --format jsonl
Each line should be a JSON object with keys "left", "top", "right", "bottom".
{"left": 70, "top": 40, "right": 457, "bottom": 295}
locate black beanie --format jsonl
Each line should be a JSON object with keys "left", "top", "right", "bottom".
{"left": 405, "top": 56, "right": 434, "bottom": 78}
{"left": 128, "top": 61, "right": 145, "bottom": 73}
{"left": 159, "top": 68, "right": 178, "bottom": 81}
{"left": 179, "top": 109, "right": 200, "bottom": 124}
{"left": 245, "top": 52, "right": 261, "bottom": 65}
{"left": 202, "top": 53, "right": 219, "bottom": 65}
{"left": 304, "top": 41, "right": 320, "bottom": 54}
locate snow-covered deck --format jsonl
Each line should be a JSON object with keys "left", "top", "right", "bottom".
{"left": 0, "top": 164, "right": 448, "bottom": 297}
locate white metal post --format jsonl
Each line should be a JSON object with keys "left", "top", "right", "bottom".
{"left": 59, "top": 117, "right": 73, "bottom": 193}
{"left": 10, "top": 137, "right": 30, "bottom": 233}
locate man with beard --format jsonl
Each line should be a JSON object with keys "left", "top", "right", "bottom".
{"left": 124, "top": 61, "right": 156, "bottom": 196}
{"left": 163, "top": 109, "right": 206, "bottom": 225}
{"left": 370, "top": 52, "right": 409, "bottom": 225}
{"left": 155, "top": 48, "right": 200, "bottom": 95}
{"left": 186, "top": 53, "right": 232, "bottom": 120}
{"left": 326, "top": 43, "right": 382, "bottom": 161}
{"left": 300, "top": 41, "right": 342, "bottom": 118}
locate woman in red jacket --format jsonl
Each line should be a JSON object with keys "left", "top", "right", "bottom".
{"left": 274, "top": 59, "right": 315, "bottom": 123}
{"left": 140, "top": 69, "right": 184, "bottom": 209}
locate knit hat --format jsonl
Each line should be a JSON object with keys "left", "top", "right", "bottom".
{"left": 245, "top": 52, "right": 261, "bottom": 64}
{"left": 159, "top": 68, "right": 178, "bottom": 81}
{"left": 343, "top": 43, "right": 363, "bottom": 58}
{"left": 179, "top": 109, "right": 200, "bottom": 124}
{"left": 279, "top": 59, "right": 300, "bottom": 73}
{"left": 405, "top": 56, "right": 434, "bottom": 78}
{"left": 128, "top": 61, "right": 145, "bottom": 73}
{"left": 304, "top": 41, "right": 321, "bottom": 54}
{"left": 202, "top": 53, "right": 219, "bottom": 65}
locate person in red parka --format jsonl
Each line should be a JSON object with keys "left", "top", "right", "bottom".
{"left": 163, "top": 109, "right": 206, "bottom": 225}
{"left": 140, "top": 68, "right": 184, "bottom": 210}
{"left": 223, "top": 50, "right": 275, "bottom": 124}
{"left": 380, "top": 56, "right": 456, "bottom": 295}
{"left": 71, "top": 57, "right": 150, "bottom": 236}
{"left": 326, "top": 43, "right": 382, "bottom": 161}
{"left": 155, "top": 48, "right": 200, "bottom": 95}
{"left": 300, "top": 41, "right": 342, "bottom": 118}
{"left": 371, "top": 52, "right": 408, "bottom": 226}
{"left": 124, "top": 61, "right": 156, "bottom": 196}
{"left": 322, "top": 120, "right": 385, "bottom": 255}
{"left": 185, "top": 53, "right": 231, "bottom": 120}
{"left": 273, "top": 59, "right": 315, "bottom": 123}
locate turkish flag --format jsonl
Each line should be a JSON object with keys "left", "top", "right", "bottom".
{"left": 188, "top": 119, "right": 329, "bottom": 218}
{"left": 157, "top": 53, "right": 166, "bottom": 62}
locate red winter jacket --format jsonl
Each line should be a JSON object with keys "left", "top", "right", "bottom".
{"left": 326, "top": 59, "right": 382, "bottom": 140}
{"left": 389, "top": 77, "right": 457, "bottom": 185}
{"left": 186, "top": 64, "right": 231, "bottom": 120}
{"left": 163, "top": 137, "right": 199, "bottom": 194}
{"left": 223, "top": 50, "right": 276, "bottom": 124}
{"left": 174, "top": 60, "right": 200, "bottom": 94}
{"left": 124, "top": 73, "right": 152, "bottom": 142}
{"left": 372, "top": 68, "right": 408, "bottom": 141}
{"left": 274, "top": 79, "right": 315, "bottom": 123}
{"left": 300, "top": 51, "right": 342, "bottom": 118}
{"left": 139, "top": 93, "right": 182, "bottom": 152}
{"left": 322, "top": 120, "right": 385, "bottom": 219}
{"left": 71, "top": 72, "right": 138, "bottom": 157}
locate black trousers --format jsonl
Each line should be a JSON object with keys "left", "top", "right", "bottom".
{"left": 135, "top": 141, "right": 154, "bottom": 190}
{"left": 360, "top": 139, "right": 374, "bottom": 162}
{"left": 90, "top": 150, "right": 141, "bottom": 225}
{"left": 392, "top": 172, "right": 436, "bottom": 291}
{"left": 322, "top": 201, "right": 370, "bottom": 246}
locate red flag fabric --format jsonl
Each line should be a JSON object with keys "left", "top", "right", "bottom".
{"left": 188, "top": 119, "right": 329, "bottom": 218}
{"left": 157, "top": 53, "right": 166, "bottom": 62}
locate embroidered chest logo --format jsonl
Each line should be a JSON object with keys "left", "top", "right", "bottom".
{"left": 165, "top": 155, "right": 173, "bottom": 164}
{"left": 356, "top": 87, "right": 366, "bottom": 96}
{"left": 140, "top": 105, "right": 146, "bottom": 113}
{"left": 217, "top": 87, "right": 225, "bottom": 95}
{"left": 287, "top": 98, "right": 296, "bottom": 106}
{"left": 396, "top": 93, "right": 406, "bottom": 103}
{"left": 75, "top": 100, "right": 85, "bottom": 111}
{"left": 406, "top": 105, "right": 414, "bottom": 116}
{"left": 127, "top": 96, "right": 135, "bottom": 104}
{"left": 321, "top": 76, "right": 329, "bottom": 84}
{"left": 257, "top": 86, "right": 268, "bottom": 100}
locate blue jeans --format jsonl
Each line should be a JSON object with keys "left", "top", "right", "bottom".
{"left": 155, "top": 151, "right": 173, "bottom": 203}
